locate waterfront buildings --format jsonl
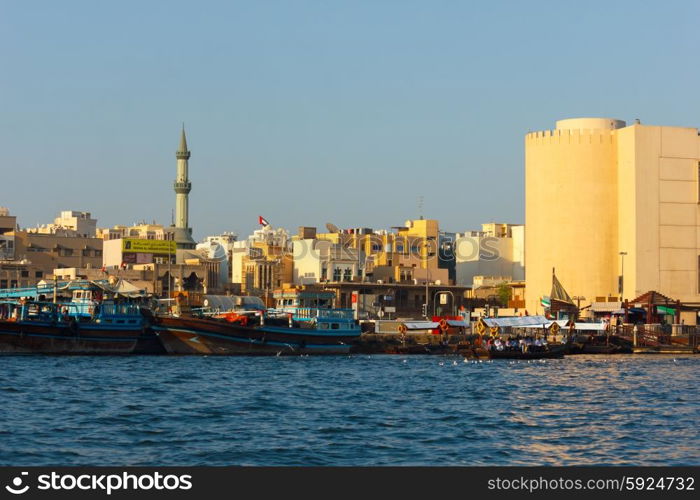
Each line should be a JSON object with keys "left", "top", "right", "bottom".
{"left": 525, "top": 117, "right": 700, "bottom": 323}
{"left": 312, "top": 219, "right": 450, "bottom": 285}
{"left": 0, "top": 207, "right": 104, "bottom": 287}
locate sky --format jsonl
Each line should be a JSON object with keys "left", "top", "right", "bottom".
{"left": 1, "top": 0, "right": 699, "bottom": 240}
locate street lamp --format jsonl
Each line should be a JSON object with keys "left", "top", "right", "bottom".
{"left": 422, "top": 237, "right": 436, "bottom": 319}
{"left": 619, "top": 252, "right": 627, "bottom": 299}
{"left": 572, "top": 296, "right": 586, "bottom": 309}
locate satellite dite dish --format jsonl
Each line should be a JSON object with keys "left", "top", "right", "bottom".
{"left": 326, "top": 223, "right": 340, "bottom": 233}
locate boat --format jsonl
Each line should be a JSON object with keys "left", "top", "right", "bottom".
{"left": 0, "top": 299, "right": 148, "bottom": 354}
{"left": 151, "top": 307, "right": 361, "bottom": 355}
{"left": 487, "top": 344, "right": 566, "bottom": 359}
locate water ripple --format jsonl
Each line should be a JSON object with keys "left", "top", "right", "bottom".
{"left": 0, "top": 354, "right": 697, "bottom": 465}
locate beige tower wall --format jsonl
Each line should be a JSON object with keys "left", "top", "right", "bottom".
{"left": 525, "top": 123, "right": 620, "bottom": 313}
{"left": 618, "top": 124, "right": 700, "bottom": 302}
{"left": 526, "top": 118, "right": 700, "bottom": 316}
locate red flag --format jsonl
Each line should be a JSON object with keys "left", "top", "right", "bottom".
{"left": 258, "top": 216, "right": 270, "bottom": 227}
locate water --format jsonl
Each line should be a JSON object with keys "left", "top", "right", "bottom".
{"left": 0, "top": 355, "right": 698, "bottom": 466}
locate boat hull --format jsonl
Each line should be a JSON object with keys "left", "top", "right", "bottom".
{"left": 153, "top": 316, "right": 358, "bottom": 355}
{"left": 488, "top": 346, "right": 566, "bottom": 360}
{"left": 0, "top": 320, "right": 142, "bottom": 354}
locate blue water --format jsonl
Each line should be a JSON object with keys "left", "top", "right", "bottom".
{"left": 0, "top": 355, "right": 698, "bottom": 466}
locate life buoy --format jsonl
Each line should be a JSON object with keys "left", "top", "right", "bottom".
{"left": 398, "top": 324, "right": 407, "bottom": 334}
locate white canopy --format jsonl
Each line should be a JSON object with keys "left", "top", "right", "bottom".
{"left": 402, "top": 322, "right": 439, "bottom": 330}
{"left": 482, "top": 315, "right": 549, "bottom": 327}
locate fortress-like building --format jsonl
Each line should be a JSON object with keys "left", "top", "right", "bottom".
{"left": 525, "top": 117, "right": 700, "bottom": 321}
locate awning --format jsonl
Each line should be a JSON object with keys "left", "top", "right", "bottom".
{"left": 482, "top": 315, "right": 549, "bottom": 328}
{"left": 403, "top": 322, "right": 439, "bottom": 330}
{"left": 573, "top": 322, "right": 606, "bottom": 331}
{"left": 521, "top": 320, "right": 568, "bottom": 329}
{"left": 590, "top": 302, "right": 622, "bottom": 312}
{"left": 657, "top": 306, "right": 675, "bottom": 315}
{"left": 446, "top": 320, "right": 468, "bottom": 327}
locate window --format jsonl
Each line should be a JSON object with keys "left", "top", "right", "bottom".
{"left": 331, "top": 323, "right": 340, "bottom": 330}
{"left": 343, "top": 268, "right": 352, "bottom": 281}
{"left": 35, "top": 271, "right": 43, "bottom": 278}
{"left": 21, "top": 270, "right": 29, "bottom": 277}
{"left": 333, "top": 268, "right": 342, "bottom": 281}
{"left": 82, "top": 249, "right": 91, "bottom": 257}
{"left": 0, "top": 280, "right": 6, "bottom": 288}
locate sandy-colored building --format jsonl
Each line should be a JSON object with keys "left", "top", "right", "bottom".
{"left": 0, "top": 207, "right": 16, "bottom": 261}
{"left": 97, "top": 223, "right": 168, "bottom": 241}
{"left": 231, "top": 227, "right": 293, "bottom": 294}
{"left": 525, "top": 117, "right": 700, "bottom": 322}
{"left": 30, "top": 210, "right": 97, "bottom": 238}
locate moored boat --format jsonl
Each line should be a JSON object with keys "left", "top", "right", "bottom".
{"left": 152, "top": 307, "right": 361, "bottom": 355}
{"left": 0, "top": 300, "right": 147, "bottom": 354}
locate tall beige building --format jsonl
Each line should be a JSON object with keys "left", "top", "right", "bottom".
{"left": 525, "top": 117, "right": 700, "bottom": 319}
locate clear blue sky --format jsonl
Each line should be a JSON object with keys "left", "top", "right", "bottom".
{"left": 2, "top": 1, "right": 699, "bottom": 239}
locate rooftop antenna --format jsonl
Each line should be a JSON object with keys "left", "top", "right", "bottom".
{"left": 418, "top": 195, "right": 424, "bottom": 220}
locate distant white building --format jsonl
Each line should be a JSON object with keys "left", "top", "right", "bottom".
{"left": 293, "top": 239, "right": 359, "bottom": 285}
{"left": 454, "top": 223, "right": 524, "bottom": 287}
{"left": 196, "top": 240, "right": 231, "bottom": 286}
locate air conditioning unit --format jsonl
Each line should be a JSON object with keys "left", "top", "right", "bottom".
{"left": 377, "top": 280, "right": 383, "bottom": 284}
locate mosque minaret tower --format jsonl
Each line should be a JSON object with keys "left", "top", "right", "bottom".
{"left": 171, "top": 126, "right": 196, "bottom": 249}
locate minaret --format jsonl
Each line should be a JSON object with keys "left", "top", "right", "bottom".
{"left": 172, "top": 126, "right": 196, "bottom": 249}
